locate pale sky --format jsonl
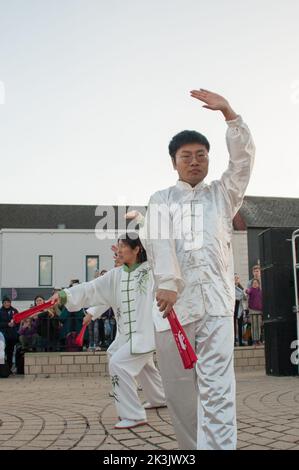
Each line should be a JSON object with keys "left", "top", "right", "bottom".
{"left": 0, "top": 0, "right": 299, "bottom": 206}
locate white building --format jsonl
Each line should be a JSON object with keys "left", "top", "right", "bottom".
{"left": 1, "top": 198, "right": 298, "bottom": 311}
{"left": 0, "top": 228, "right": 119, "bottom": 311}
{"left": 0, "top": 204, "right": 145, "bottom": 311}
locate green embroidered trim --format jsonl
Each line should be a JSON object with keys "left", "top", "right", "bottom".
{"left": 131, "top": 348, "right": 156, "bottom": 356}
{"left": 135, "top": 266, "right": 150, "bottom": 295}
{"left": 111, "top": 375, "right": 120, "bottom": 402}
{"left": 124, "top": 272, "right": 135, "bottom": 347}
{"left": 58, "top": 290, "right": 68, "bottom": 306}
{"left": 111, "top": 375, "right": 120, "bottom": 387}
{"left": 123, "top": 263, "right": 141, "bottom": 273}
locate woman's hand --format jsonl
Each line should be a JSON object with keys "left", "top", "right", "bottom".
{"left": 49, "top": 292, "right": 60, "bottom": 305}
{"left": 83, "top": 313, "right": 93, "bottom": 326}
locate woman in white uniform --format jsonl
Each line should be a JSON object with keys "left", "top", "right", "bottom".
{"left": 50, "top": 233, "right": 165, "bottom": 429}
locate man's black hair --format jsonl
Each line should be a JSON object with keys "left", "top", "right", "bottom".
{"left": 168, "top": 130, "right": 210, "bottom": 161}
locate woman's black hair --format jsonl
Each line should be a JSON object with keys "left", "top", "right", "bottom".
{"left": 118, "top": 232, "right": 147, "bottom": 263}
{"left": 34, "top": 295, "right": 45, "bottom": 306}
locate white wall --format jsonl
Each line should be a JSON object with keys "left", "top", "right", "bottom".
{"left": 0, "top": 233, "right": 2, "bottom": 288}
{"left": 232, "top": 231, "right": 249, "bottom": 287}
{"left": 0, "top": 228, "right": 250, "bottom": 294}
{"left": 0, "top": 229, "right": 118, "bottom": 288}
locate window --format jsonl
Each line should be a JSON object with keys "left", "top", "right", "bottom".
{"left": 86, "top": 256, "right": 99, "bottom": 282}
{"left": 39, "top": 256, "right": 53, "bottom": 286}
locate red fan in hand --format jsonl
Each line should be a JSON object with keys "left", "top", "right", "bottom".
{"left": 75, "top": 324, "right": 88, "bottom": 347}
{"left": 167, "top": 309, "right": 197, "bottom": 369}
{"left": 13, "top": 300, "right": 57, "bottom": 324}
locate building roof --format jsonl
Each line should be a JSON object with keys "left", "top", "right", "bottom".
{"left": 239, "top": 196, "right": 299, "bottom": 228}
{"left": 0, "top": 204, "right": 145, "bottom": 230}
{"left": 0, "top": 196, "right": 298, "bottom": 231}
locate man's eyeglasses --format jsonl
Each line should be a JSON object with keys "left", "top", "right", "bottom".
{"left": 178, "top": 154, "right": 209, "bottom": 164}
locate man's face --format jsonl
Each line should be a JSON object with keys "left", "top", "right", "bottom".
{"left": 172, "top": 143, "right": 209, "bottom": 187}
{"left": 3, "top": 300, "right": 11, "bottom": 309}
{"left": 253, "top": 268, "right": 260, "bottom": 280}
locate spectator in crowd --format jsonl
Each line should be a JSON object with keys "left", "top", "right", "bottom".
{"left": 59, "top": 280, "right": 88, "bottom": 351}
{"left": 234, "top": 275, "right": 246, "bottom": 347}
{"left": 246, "top": 279, "right": 263, "bottom": 346}
{"left": 18, "top": 317, "right": 39, "bottom": 351}
{"left": 0, "top": 332, "right": 5, "bottom": 365}
{"left": 247, "top": 265, "right": 261, "bottom": 288}
{"left": 0, "top": 332, "right": 10, "bottom": 378}
{"left": 35, "top": 296, "right": 61, "bottom": 351}
{"left": 88, "top": 272, "right": 104, "bottom": 351}
{"left": 100, "top": 307, "right": 116, "bottom": 350}
{"left": 92, "top": 258, "right": 118, "bottom": 351}
{"left": 0, "top": 296, "right": 19, "bottom": 373}
{"left": 59, "top": 306, "right": 88, "bottom": 351}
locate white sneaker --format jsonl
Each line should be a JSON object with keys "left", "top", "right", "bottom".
{"left": 143, "top": 402, "right": 167, "bottom": 409}
{"left": 114, "top": 419, "right": 147, "bottom": 429}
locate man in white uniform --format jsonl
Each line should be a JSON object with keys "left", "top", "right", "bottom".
{"left": 141, "top": 89, "right": 255, "bottom": 450}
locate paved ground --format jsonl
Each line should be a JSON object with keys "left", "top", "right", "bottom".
{"left": 0, "top": 370, "right": 299, "bottom": 450}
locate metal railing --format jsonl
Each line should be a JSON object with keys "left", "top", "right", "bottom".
{"left": 291, "top": 228, "right": 299, "bottom": 374}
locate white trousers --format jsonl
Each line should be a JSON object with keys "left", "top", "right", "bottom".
{"left": 109, "top": 341, "right": 166, "bottom": 420}
{"left": 155, "top": 316, "right": 236, "bottom": 450}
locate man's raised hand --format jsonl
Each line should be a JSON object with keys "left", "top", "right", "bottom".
{"left": 190, "top": 88, "right": 238, "bottom": 121}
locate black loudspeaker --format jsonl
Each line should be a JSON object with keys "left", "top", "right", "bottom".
{"left": 259, "top": 227, "right": 297, "bottom": 267}
{"left": 261, "top": 265, "right": 295, "bottom": 321}
{"left": 263, "top": 319, "right": 298, "bottom": 376}
{"left": 259, "top": 227, "right": 299, "bottom": 376}
{"left": 0, "top": 363, "right": 10, "bottom": 378}
{"left": 259, "top": 227, "right": 297, "bottom": 321}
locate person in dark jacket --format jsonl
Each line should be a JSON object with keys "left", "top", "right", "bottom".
{"left": 59, "top": 307, "right": 89, "bottom": 351}
{"left": 35, "top": 296, "right": 61, "bottom": 351}
{"left": 19, "top": 317, "right": 39, "bottom": 351}
{"left": 0, "top": 296, "right": 19, "bottom": 372}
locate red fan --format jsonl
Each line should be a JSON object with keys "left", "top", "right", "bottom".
{"left": 167, "top": 309, "right": 197, "bottom": 369}
{"left": 75, "top": 324, "right": 88, "bottom": 347}
{"left": 13, "top": 300, "right": 57, "bottom": 324}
